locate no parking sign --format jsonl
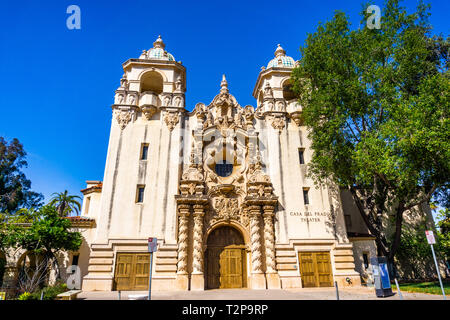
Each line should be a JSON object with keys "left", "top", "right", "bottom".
{"left": 148, "top": 237, "right": 158, "bottom": 252}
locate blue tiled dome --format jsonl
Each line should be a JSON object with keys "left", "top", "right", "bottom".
{"left": 142, "top": 35, "right": 176, "bottom": 61}
{"left": 147, "top": 47, "right": 175, "bottom": 61}
{"left": 267, "top": 44, "right": 295, "bottom": 69}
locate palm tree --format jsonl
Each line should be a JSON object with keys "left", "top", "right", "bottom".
{"left": 48, "top": 190, "right": 81, "bottom": 217}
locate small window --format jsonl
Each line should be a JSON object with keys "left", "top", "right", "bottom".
{"left": 84, "top": 196, "right": 91, "bottom": 215}
{"left": 136, "top": 185, "right": 145, "bottom": 203}
{"left": 72, "top": 254, "right": 79, "bottom": 266}
{"left": 298, "top": 148, "right": 305, "bottom": 164}
{"left": 363, "top": 253, "right": 369, "bottom": 269}
{"left": 303, "top": 188, "right": 310, "bottom": 205}
{"left": 215, "top": 162, "right": 233, "bottom": 177}
{"left": 141, "top": 144, "right": 149, "bottom": 160}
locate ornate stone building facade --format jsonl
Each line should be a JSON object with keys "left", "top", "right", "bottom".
{"left": 78, "top": 36, "right": 373, "bottom": 291}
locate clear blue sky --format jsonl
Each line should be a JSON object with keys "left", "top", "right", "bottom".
{"left": 0, "top": 0, "right": 448, "bottom": 205}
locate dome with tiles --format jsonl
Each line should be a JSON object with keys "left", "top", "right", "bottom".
{"left": 267, "top": 44, "right": 295, "bottom": 68}
{"left": 142, "top": 35, "right": 175, "bottom": 61}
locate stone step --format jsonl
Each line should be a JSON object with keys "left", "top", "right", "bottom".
{"left": 89, "top": 258, "right": 114, "bottom": 265}
{"left": 334, "top": 255, "right": 355, "bottom": 263}
{"left": 90, "top": 251, "right": 114, "bottom": 258}
{"left": 88, "top": 265, "right": 112, "bottom": 272}
{"left": 155, "top": 258, "right": 177, "bottom": 265}
{"left": 155, "top": 265, "right": 177, "bottom": 272}
{"left": 156, "top": 250, "right": 178, "bottom": 258}
{"left": 276, "top": 264, "right": 297, "bottom": 271}
{"left": 276, "top": 257, "right": 297, "bottom": 264}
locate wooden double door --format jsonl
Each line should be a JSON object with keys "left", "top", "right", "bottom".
{"left": 114, "top": 253, "right": 150, "bottom": 291}
{"left": 206, "top": 227, "right": 247, "bottom": 289}
{"left": 298, "top": 251, "right": 333, "bottom": 288}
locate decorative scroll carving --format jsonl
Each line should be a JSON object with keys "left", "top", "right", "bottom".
{"left": 164, "top": 111, "right": 179, "bottom": 131}
{"left": 263, "top": 206, "right": 276, "bottom": 273}
{"left": 176, "top": 205, "right": 190, "bottom": 274}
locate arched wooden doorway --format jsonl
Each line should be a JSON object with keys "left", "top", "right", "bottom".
{"left": 205, "top": 226, "right": 247, "bottom": 289}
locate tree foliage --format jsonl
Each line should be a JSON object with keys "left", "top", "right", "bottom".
{"left": 0, "top": 137, "right": 43, "bottom": 213}
{"left": 48, "top": 190, "right": 81, "bottom": 217}
{"left": 291, "top": 0, "right": 449, "bottom": 263}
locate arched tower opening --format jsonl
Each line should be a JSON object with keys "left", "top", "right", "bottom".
{"left": 140, "top": 71, "right": 164, "bottom": 94}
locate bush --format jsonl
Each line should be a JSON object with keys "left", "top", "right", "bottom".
{"left": 18, "top": 292, "right": 32, "bottom": 300}
{"left": 16, "top": 282, "right": 68, "bottom": 300}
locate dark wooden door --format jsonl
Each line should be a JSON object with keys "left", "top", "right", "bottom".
{"left": 298, "top": 252, "right": 333, "bottom": 288}
{"left": 114, "top": 253, "right": 150, "bottom": 291}
{"left": 206, "top": 227, "right": 246, "bottom": 289}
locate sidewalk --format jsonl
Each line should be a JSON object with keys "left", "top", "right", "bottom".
{"left": 77, "top": 287, "right": 446, "bottom": 300}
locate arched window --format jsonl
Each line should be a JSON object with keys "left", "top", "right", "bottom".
{"left": 282, "top": 80, "right": 296, "bottom": 101}
{"left": 140, "top": 71, "right": 163, "bottom": 94}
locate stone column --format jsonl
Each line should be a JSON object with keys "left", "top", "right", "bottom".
{"left": 191, "top": 204, "right": 205, "bottom": 290}
{"left": 175, "top": 204, "right": 190, "bottom": 290}
{"left": 248, "top": 205, "right": 266, "bottom": 289}
{"left": 263, "top": 205, "right": 281, "bottom": 289}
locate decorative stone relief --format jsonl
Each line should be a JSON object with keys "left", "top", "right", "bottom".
{"left": 249, "top": 207, "right": 263, "bottom": 273}
{"left": 271, "top": 115, "right": 286, "bottom": 133}
{"left": 263, "top": 207, "right": 276, "bottom": 273}
{"left": 115, "top": 109, "right": 135, "bottom": 130}
{"left": 192, "top": 205, "right": 205, "bottom": 274}
{"left": 176, "top": 205, "right": 190, "bottom": 274}
{"left": 164, "top": 111, "right": 179, "bottom": 131}
{"left": 142, "top": 105, "right": 157, "bottom": 120}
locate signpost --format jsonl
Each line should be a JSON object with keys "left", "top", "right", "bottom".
{"left": 425, "top": 230, "right": 446, "bottom": 300}
{"left": 147, "top": 237, "right": 158, "bottom": 300}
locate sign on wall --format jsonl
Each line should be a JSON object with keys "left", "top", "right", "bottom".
{"left": 148, "top": 237, "right": 158, "bottom": 252}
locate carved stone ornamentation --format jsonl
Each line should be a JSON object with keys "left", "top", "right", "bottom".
{"left": 271, "top": 116, "right": 286, "bottom": 133}
{"left": 164, "top": 111, "right": 179, "bottom": 131}
{"left": 213, "top": 197, "right": 239, "bottom": 222}
{"left": 249, "top": 206, "right": 263, "bottom": 273}
{"left": 142, "top": 105, "right": 157, "bottom": 120}
{"left": 176, "top": 205, "right": 190, "bottom": 274}
{"left": 192, "top": 205, "right": 205, "bottom": 274}
{"left": 263, "top": 206, "right": 276, "bottom": 273}
{"left": 115, "top": 110, "right": 133, "bottom": 130}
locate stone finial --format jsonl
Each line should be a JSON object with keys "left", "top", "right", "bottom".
{"left": 274, "top": 44, "right": 286, "bottom": 57}
{"left": 220, "top": 74, "right": 229, "bottom": 94}
{"left": 153, "top": 35, "right": 165, "bottom": 49}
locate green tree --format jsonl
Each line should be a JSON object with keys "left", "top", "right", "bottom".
{"left": 0, "top": 137, "right": 43, "bottom": 213}
{"left": 4, "top": 205, "right": 82, "bottom": 288}
{"left": 437, "top": 208, "right": 450, "bottom": 262}
{"left": 48, "top": 190, "right": 82, "bottom": 217}
{"left": 291, "top": 0, "right": 449, "bottom": 266}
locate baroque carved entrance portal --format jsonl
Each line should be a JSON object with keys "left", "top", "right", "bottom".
{"left": 205, "top": 226, "right": 247, "bottom": 289}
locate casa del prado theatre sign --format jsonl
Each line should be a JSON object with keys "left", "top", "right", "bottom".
{"left": 289, "top": 211, "right": 329, "bottom": 223}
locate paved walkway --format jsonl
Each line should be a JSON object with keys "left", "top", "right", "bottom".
{"left": 77, "top": 287, "right": 446, "bottom": 300}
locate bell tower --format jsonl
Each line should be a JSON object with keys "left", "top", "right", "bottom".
{"left": 112, "top": 35, "right": 186, "bottom": 128}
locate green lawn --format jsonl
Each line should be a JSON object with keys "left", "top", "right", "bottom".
{"left": 394, "top": 281, "right": 450, "bottom": 295}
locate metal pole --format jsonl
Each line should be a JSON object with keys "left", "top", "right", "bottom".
{"left": 394, "top": 278, "right": 403, "bottom": 300}
{"left": 148, "top": 252, "right": 153, "bottom": 300}
{"left": 430, "top": 244, "right": 446, "bottom": 300}
{"left": 335, "top": 281, "right": 339, "bottom": 300}
{"left": 118, "top": 290, "right": 121, "bottom": 300}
